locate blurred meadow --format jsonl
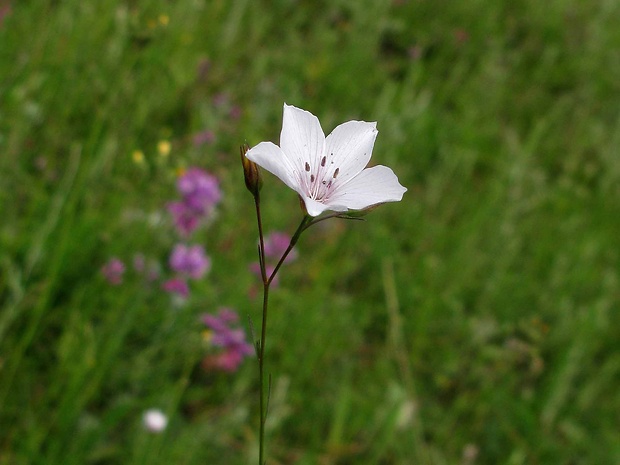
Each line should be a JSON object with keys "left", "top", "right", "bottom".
{"left": 1, "top": 0, "right": 620, "bottom": 464}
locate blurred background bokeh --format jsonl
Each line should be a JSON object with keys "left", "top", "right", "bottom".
{"left": 1, "top": 1, "right": 619, "bottom": 464}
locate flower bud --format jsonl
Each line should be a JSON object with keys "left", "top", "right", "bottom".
{"left": 240, "top": 144, "right": 262, "bottom": 196}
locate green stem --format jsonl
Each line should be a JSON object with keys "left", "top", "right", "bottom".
{"left": 254, "top": 194, "right": 267, "bottom": 283}
{"left": 258, "top": 281, "right": 269, "bottom": 465}
{"left": 253, "top": 193, "right": 267, "bottom": 465}
{"left": 267, "top": 215, "right": 312, "bottom": 286}
{"left": 255, "top": 212, "right": 311, "bottom": 465}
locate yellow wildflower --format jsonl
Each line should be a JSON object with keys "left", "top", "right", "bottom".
{"left": 132, "top": 150, "right": 145, "bottom": 164}
{"left": 157, "top": 140, "right": 171, "bottom": 157}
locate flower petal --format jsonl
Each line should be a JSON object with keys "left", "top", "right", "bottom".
{"left": 280, "top": 104, "right": 325, "bottom": 187}
{"left": 302, "top": 196, "right": 345, "bottom": 217}
{"left": 245, "top": 141, "right": 300, "bottom": 193}
{"left": 328, "top": 165, "right": 407, "bottom": 211}
{"left": 324, "top": 121, "right": 378, "bottom": 184}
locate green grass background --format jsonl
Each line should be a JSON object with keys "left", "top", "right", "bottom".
{"left": 1, "top": 0, "right": 620, "bottom": 464}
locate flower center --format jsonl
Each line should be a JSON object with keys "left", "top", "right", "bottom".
{"left": 302, "top": 153, "right": 340, "bottom": 202}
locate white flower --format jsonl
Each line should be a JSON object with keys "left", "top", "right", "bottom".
{"left": 245, "top": 104, "right": 407, "bottom": 217}
{"left": 143, "top": 408, "right": 168, "bottom": 432}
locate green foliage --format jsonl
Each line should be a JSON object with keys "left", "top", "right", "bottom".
{"left": 1, "top": 0, "right": 619, "bottom": 464}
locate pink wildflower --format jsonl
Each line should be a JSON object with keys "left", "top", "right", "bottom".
{"left": 201, "top": 308, "right": 254, "bottom": 372}
{"left": 162, "top": 278, "right": 190, "bottom": 298}
{"left": 168, "top": 201, "right": 201, "bottom": 237}
{"left": 168, "top": 168, "right": 221, "bottom": 237}
{"left": 101, "top": 257, "right": 125, "bottom": 285}
{"left": 169, "top": 244, "right": 210, "bottom": 279}
{"left": 176, "top": 168, "right": 221, "bottom": 214}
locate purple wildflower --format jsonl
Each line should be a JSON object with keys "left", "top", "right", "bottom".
{"left": 169, "top": 244, "right": 210, "bottom": 279}
{"left": 101, "top": 257, "right": 125, "bottom": 285}
{"left": 168, "top": 201, "right": 201, "bottom": 237}
{"left": 201, "top": 308, "right": 254, "bottom": 372}
{"left": 168, "top": 168, "right": 222, "bottom": 237}
{"left": 177, "top": 168, "right": 221, "bottom": 215}
{"left": 162, "top": 277, "right": 190, "bottom": 298}
{"left": 208, "top": 351, "right": 249, "bottom": 373}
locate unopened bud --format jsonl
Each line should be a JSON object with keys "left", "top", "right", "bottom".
{"left": 240, "top": 144, "right": 262, "bottom": 196}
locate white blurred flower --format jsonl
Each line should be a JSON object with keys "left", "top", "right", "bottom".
{"left": 143, "top": 408, "right": 168, "bottom": 433}
{"left": 246, "top": 104, "right": 406, "bottom": 217}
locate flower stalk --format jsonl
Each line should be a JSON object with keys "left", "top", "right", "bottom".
{"left": 244, "top": 146, "right": 311, "bottom": 464}
{"left": 254, "top": 191, "right": 310, "bottom": 464}
{"left": 241, "top": 104, "right": 405, "bottom": 464}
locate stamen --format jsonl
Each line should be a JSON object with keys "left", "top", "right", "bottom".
{"left": 333, "top": 168, "right": 340, "bottom": 178}
{"left": 310, "top": 174, "right": 315, "bottom": 183}
{"left": 305, "top": 162, "right": 310, "bottom": 172}
{"left": 321, "top": 156, "right": 326, "bottom": 167}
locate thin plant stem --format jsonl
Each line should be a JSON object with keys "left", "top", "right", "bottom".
{"left": 253, "top": 192, "right": 268, "bottom": 465}
{"left": 267, "top": 215, "right": 312, "bottom": 285}
{"left": 258, "top": 281, "right": 269, "bottom": 465}
{"left": 254, "top": 210, "right": 312, "bottom": 465}
{"left": 254, "top": 194, "right": 267, "bottom": 283}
